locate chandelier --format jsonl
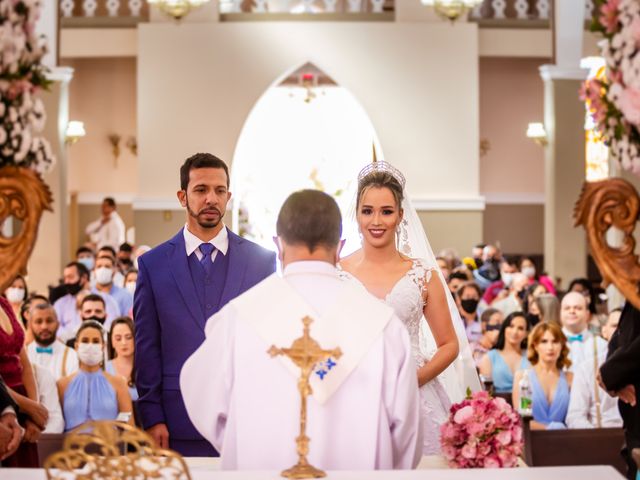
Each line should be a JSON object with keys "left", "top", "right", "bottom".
{"left": 147, "top": 0, "right": 210, "bottom": 20}
{"left": 420, "top": 0, "right": 483, "bottom": 22}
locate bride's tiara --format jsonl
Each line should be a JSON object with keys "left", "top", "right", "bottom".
{"left": 357, "top": 161, "right": 406, "bottom": 189}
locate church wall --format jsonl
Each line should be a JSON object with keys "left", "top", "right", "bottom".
{"left": 479, "top": 57, "right": 547, "bottom": 196}
{"left": 137, "top": 22, "right": 480, "bottom": 201}
{"left": 418, "top": 211, "right": 483, "bottom": 259}
{"left": 64, "top": 57, "right": 138, "bottom": 195}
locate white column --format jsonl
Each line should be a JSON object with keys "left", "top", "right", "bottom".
{"left": 554, "top": 0, "right": 586, "bottom": 67}
{"left": 36, "top": 0, "right": 58, "bottom": 68}
{"left": 28, "top": 67, "right": 75, "bottom": 293}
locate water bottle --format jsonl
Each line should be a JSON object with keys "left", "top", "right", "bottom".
{"left": 518, "top": 369, "right": 533, "bottom": 417}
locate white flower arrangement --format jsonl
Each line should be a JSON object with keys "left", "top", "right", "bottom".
{"left": 0, "top": 0, "right": 54, "bottom": 174}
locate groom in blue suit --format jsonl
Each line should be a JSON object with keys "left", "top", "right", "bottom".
{"left": 134, "top": 153, "right": 276, "bottom": 456}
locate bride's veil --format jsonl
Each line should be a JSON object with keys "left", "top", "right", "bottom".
{"left": 398, "top": 194, "right": 482, "bottom": 402}
{"left": 344, "top": 163, "right": 481, "bottom": 403}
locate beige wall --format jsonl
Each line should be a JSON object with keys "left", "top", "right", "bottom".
{"left": 137, "top": 22, "right": 480, "bottom": 203}
{"left": 133, "top": 210, "right": 187, "bottom": 248}
{"left": 418, "top": 211, "right": 483, "bottom": 259}
{"left": 483, "top": 204, "right": 544, "bottom": 255}
{"left": 63, "top": 57, "right": 138, "bottom": 195}
{"left": 479, "top": 57, "right": 547, "bottom": 196}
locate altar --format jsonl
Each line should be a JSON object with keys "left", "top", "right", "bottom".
{"left": 1, "top": 463, "right": 624, "bottom": 480}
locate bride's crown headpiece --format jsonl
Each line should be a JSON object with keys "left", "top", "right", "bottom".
{"left": 357, "top": 159, "right": 406, "bottom": 190}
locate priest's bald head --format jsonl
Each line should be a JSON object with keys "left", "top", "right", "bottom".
{"left": 275, "top": 189, "right": 344, "bottom": 266}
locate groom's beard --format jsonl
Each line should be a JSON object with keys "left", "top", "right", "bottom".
{"left": 186, "top": 198, "right": 224, "bottom": 229}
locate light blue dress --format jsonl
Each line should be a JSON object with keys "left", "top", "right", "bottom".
{"left": 63, "top": 370, "right": 119, "bottom": 431}
{"left": 529, "top": 368, "right": 570, "bottom": 429}
{"left": 487, "top": 349, "right": 530, "bottom": 393}
{"left": 105, "top": 360, "right": 139, "bottom": 401}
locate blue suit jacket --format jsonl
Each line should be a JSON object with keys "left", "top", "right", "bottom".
{"left": 134, "top": 228, "right": 276, "bottom": 440}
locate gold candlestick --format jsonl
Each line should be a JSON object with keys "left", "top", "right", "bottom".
{"left": 268, "top": 316, "right": 342, "bottom": 479}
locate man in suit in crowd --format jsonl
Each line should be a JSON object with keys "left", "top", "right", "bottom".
{"left": 0, "top": 378, "right": 22, "bottom": 461}
{"left": 599, "top": 302, "right": 640, "bottom": 480}
{"left": 134, "top": 153, "right": 276, "bottom": 456}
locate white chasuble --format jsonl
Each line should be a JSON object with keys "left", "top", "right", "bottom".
{"left": 180, "top": 261, "right": 421, "bottom": 471}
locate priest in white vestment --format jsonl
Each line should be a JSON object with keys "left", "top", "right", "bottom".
{"left": 181, "top": 189, "right": 421, "bottom": 470}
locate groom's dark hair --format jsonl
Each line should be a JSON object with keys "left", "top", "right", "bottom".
{"left": 180, "top": 153, "right": 229, "bottom": 190}
{"left": 277, "top": 190, "right": 342, "bottom": 252}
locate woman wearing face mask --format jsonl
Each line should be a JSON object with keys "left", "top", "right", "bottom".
{"left": 472, "top": 308, "right": 504, "bottom": 366}
{"left": 106, "top": 317, "right": 138, "bottom": 402}
{"left": 520, "top": 257, "right": 556, "bottom": 296}
{"left": 513, "top": 322, "right": 572, "bottom": 430}
{"left": 533, "top": 293, "right": 561, "bottom": 325}
{"left": 521, "top": 282, "right": 548, "bottom": 327}
{"left": 57, "top": 321, "right": 133, "bottom": 431}
{"left": 4, "top": 276, "right": 28, "bottom": 332}
{"left": 479, "top": 312, "right": 531, "bottom": 394}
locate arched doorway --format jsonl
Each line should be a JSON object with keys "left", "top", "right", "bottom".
{"left": 231, "top": 62, "right": 383, "bottom": 255}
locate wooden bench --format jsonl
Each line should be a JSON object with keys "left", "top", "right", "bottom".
{"left": 522, "top": 417, "right": 626, "bottom": 475}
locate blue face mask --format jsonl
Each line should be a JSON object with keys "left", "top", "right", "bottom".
{"left": 78, "top": 257, "right": 95, "bottom": 271}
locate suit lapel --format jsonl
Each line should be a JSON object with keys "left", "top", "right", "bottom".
{"left": 219, "top": 228, "right": 249, "bottom": 307}
{"left": 167, "top": 231, "right": 206, "bottom": 331}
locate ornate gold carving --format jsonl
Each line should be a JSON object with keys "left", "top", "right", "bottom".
{"left": 574, "top": 178, "right": 640, "bottom": 310}
{"left": 44, "top": 420, "right": 191, "bottom": 480}
{"left": 268, "top": 316, "right": 342, "bottom": 479}
{"left": 0, "top": 166, "right": 53, "bottom": 292}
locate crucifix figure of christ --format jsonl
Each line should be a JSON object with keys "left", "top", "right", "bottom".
{"left": 268, "top": 315, "right": 343, "bottom": 479}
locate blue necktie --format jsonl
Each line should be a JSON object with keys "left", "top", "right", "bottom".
{"left": 567, "top": 334, "right": 583, "bottom": 343}
{"left": 199, "top": 243, "right": 215, "bottom": 275}
{"left": 36, "top": 346, "right": 53, "bottom": 354}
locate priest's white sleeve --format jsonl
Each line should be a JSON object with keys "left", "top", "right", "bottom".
{"left": 382, "top": 317, "right": 422, "bottom": 469}
{"left": 180, "top": 306, "right": 235, "bottom": 452}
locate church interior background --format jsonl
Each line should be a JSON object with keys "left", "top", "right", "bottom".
{"left": 24, "top": 0, "right": 631, "bottom": 299}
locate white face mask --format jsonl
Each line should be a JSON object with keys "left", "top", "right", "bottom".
{"left": 125, "top": 282, "right": 136, "bottom": 295}
{"left": 522, "top": 266, "right": 536, "bottom": 279}
{"left": 5, "top": 287, "right": 25, "bottom": 303}
{"left": 501, "top": 272, "right": 514, "bottom": 287}
{"left": 95, "top": 267, "right": 113, "bottom": 285}
{"left": 77, "top": 343, "right": 103, "bottom": 366}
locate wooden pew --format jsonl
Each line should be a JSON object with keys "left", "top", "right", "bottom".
{"left": 37, "top": 433, "right": 65, "bottom": 467}
{"left": 522, "top": 417, "right": 626, "bottom": 475}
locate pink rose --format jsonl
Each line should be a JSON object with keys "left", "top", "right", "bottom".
{"left": 496, "top": 430, "right": 512, "bottom": 445}
{"left": 453, "top": 405, "right": 474, "bottom": 424}
{"left": 484, "top": 455, "right": 501, "bottom": 468}
{"left": 630, "top": 17, "right": 640, "bottom": 46}
{"left": 461, "top": 442, "right": 477, "bottom": 459}
{"left": 619, "top": 87, "right": 640, "bottom": 126}
{"left": 599, "top": 0, "right": 620, "bottom": 34}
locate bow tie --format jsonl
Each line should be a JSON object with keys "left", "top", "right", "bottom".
{"left": 36, "top": 346, "right": 53, "bottom": 354}
{"left": 567, "top": 334, "right": 584, "bottom": 343}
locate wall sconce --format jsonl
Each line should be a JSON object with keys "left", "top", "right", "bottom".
{"left": 108, "top": 134, "right": 121, "bottom": 166}
{"left": 526, "top": 122, "right": 548, "bottom": 147}
{"left": 126, "top": 136, "right": 137, "bottom": 156}
{"left": 65, "top": 121, "right": 86, "bottom": 145}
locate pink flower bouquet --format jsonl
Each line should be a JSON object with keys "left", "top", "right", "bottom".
{"left": 440, "top": 390, "right": 523, "bottom": 469}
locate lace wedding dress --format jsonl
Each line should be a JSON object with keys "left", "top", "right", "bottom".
{"left": 340, "top": 259, "right": 451, "bottom": 455}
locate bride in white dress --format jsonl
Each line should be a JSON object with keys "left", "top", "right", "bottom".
{"left": 340, "top": 161, "right": 480, "bottom": 455}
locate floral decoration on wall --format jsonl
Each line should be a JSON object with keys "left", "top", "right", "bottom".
{"left": 0, "top": 0, "right": 54, "bottom": 174}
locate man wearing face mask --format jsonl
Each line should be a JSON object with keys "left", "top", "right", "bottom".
{"left": 92, "top": 256, "right": 132, "bottom": 317}
{"left": 481, "top": 258, "right": 518, "bottom": 306}
{"left": 27, "top": 304, "right": 79, "bottom": 381}
{"left": 456, "top": 282, "right": 483, "bottom": 343}
{"left": 75, "top": 246, "right": 96, "bottom": 273}
{"left": 54, "top": 262, "right": 120, "bottom": 342}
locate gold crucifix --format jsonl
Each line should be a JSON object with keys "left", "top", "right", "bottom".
{"left": 268, "top": 315, "right": 342, "bottom": 479}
